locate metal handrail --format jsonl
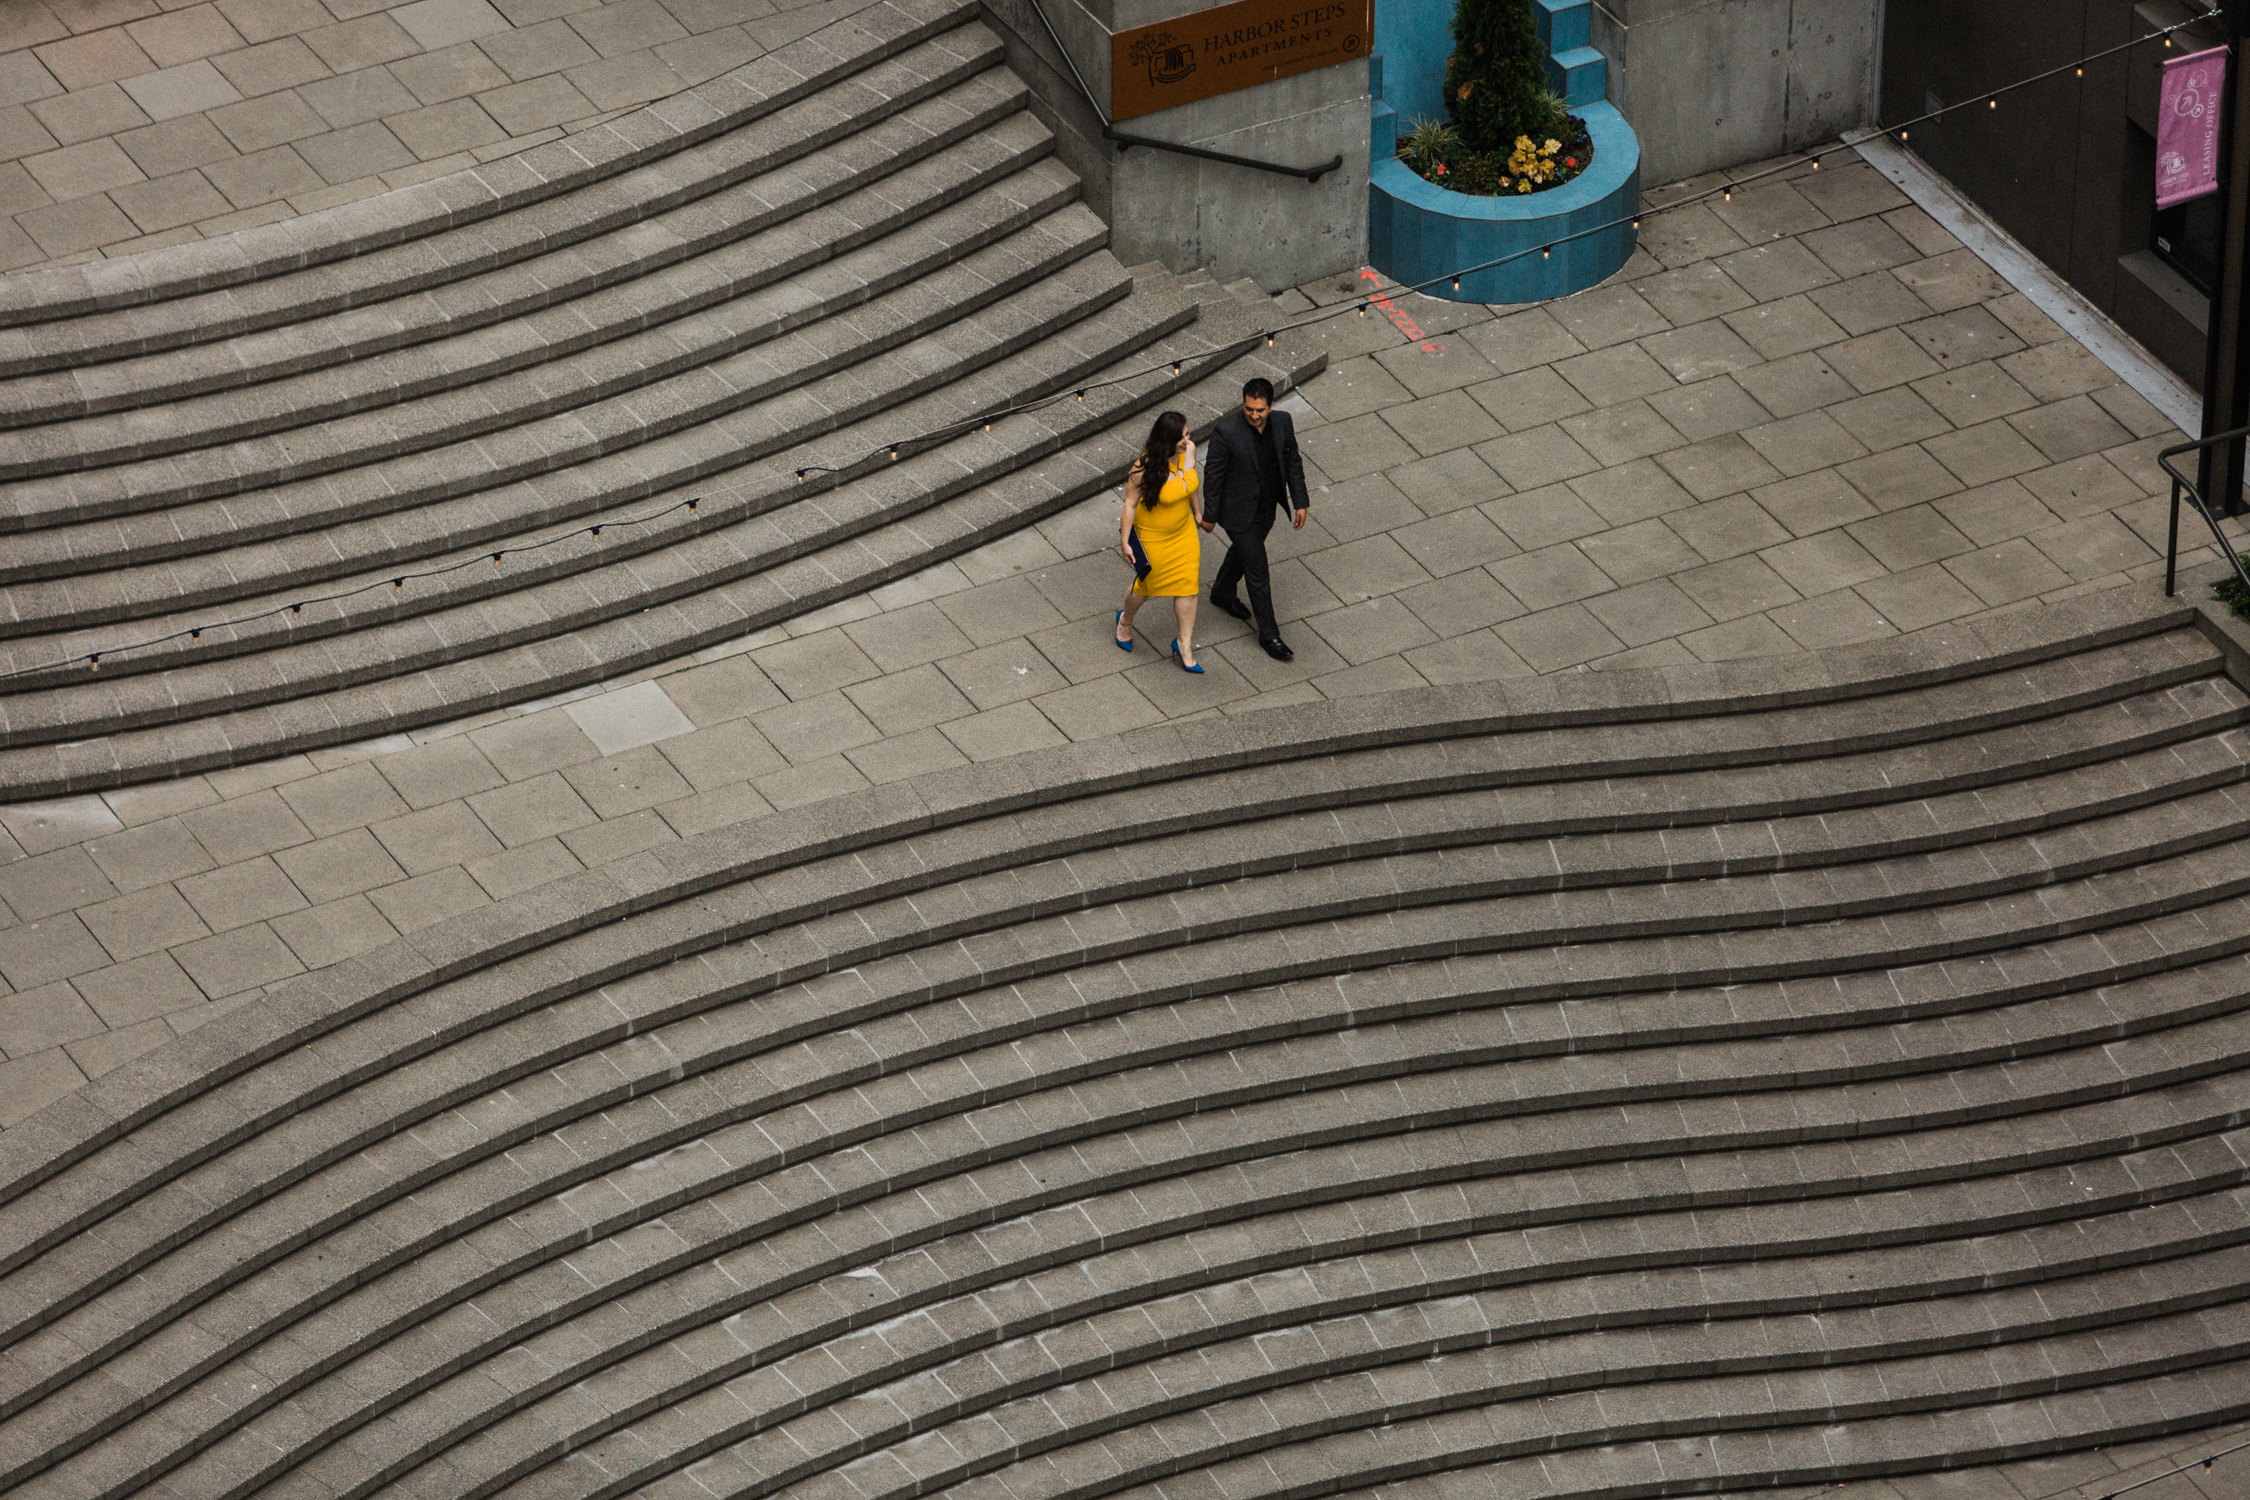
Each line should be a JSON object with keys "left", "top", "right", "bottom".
{"left": 2157, "top": 425, "right": 2250, "bottom": 598}
{"left": 1017, "top": 0, "right": 1345, "bottom": 182}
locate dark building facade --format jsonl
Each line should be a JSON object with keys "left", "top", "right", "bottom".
{"left": 1881, "top": 0, "right": 2226, "bottom": 388}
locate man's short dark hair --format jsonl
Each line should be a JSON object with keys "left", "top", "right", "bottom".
{"left": 1241, "top": 377, "right": 1275, "bottom": 403}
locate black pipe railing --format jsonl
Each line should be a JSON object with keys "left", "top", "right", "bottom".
{"left": 1017, "top": 0, "right": 1344, "bottom": 182}
{"left": 2158, "top": 424, "right": 2250, "bottom": 598}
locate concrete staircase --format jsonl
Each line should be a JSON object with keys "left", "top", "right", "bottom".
{"left": 0, "top": 0, "right": 1316, "bottom": 803}
{"left": 2, "top": 587, "right": 2248, "bottom": 1500}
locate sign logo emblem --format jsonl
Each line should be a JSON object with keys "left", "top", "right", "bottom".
{"left": 1130, "top": 32, "right": 1197, "bottom": 86}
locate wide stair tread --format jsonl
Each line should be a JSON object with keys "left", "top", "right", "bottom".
{"left": 4, "top": 602, "right": 2250, "bottom": 1496}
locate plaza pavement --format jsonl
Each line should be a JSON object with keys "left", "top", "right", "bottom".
{"left": 0, "top": 0, "right": 855, "bottom": 269}
{"left": 1, "top": 145, "right": 2243, "bottom": 1132}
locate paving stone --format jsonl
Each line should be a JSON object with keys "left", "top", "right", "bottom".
{"left": 1387, "top": 448, "right": 1510, "bottom": 514}
{"left": 80, "top": 882, "right": 208, "bottom": 962}
{"left": 1303, "top": 595, "right": 1439, "bottom": 665}
{"left": 464, "top": 836, "right": 585, "bottom": 900}
{"left": 1758, "top": 528, "right": 1888, "bottom": 596}
{"left": 558, "top": 746, "right": 696, "bottom": 820}
{"left": 1395, "top": 569, "right": 1527, "bottom": 636}
{"left": 935, "top": 576, "right": 1070, "bottom": 649}
{"left": 1456, "top": 306, "right": 1586, "bottom": 371}
{"left": 280, "top": 761, "right": 413, "bottom": 836}
{"left": 1767, "top": 587, "right": 1898, "bottom": 649}
{"left": 845, "top": 602, "right": 980, "bottom": 675}
{"left": 1297, "top": 410, "right": 1423, "bottom": 480}
{"left": 1475, "top": 425, "right": 1602, "bottom": 491}
{"left": 366, "top": 864, "right": 490, "bottom": 932}
{"left": 1488, "top": 544, "right": 1616, "bottom": 611}
{"left": 1562, "top": 398, "right": 1689, "bottom": 466}
{"left": 1944, "top": 538, "right": 2074, "bottom": 606}
{"left": 1837, "top": 445, "right": 1965, "bottom": 512}
{"left": 1298, "top": 356, "right": 1413, "bottom": 421}
{"left": 1578, "top": 516, "right": 1708, "bottom": 586}
{"left": 170, "top": 919, "right": 302, "bottom": 997}
{"left": 1679, "top": 610, "right": 1803, "bottom": 661}
{"left": 274, "top": 827, "right": 410, "bottom": 904}
{"left": 1846, "top": 505, "right": 1977, "bottom": 571}
{"left": 1581, "top": 576, "right": 1718, "bottom": 648}
{"left": 0, "top": 978, "right": 104, "bottom": 1056}
{"left": 1802, "top": 217, "right": 1922, "bottom": 277}
{"left": 1554, "top": 342, "right": 1677, "bottom": 406}
{"left": 1656, "top": 433, "right": 1786, "bottom": 501}
{"left": 1809, "top": 271, "right": 1935, "bottom": 335}
{"left": 1674, "top": 553, "right": 1803, "bottom": 620}
{"left": 1495, "top": 601, "right": 1626, "bottom": 671}
{"left": 1665, "top": 493, "right": 1793, "bottom": 561}
{"left": 939, "top": 699, "right": 1067, "bottom": 762}
{"left": 845, "top": 726, "right": 970, "bottom": 786}
{"left": 64, "top": 1017, "right": 175, "bottom": 1079}
{"left": 0, "top": 845, "right": 116, "bottom": 922}
{"left": 68, "top": 950, "right": 205, "bottom": 1029}
{"left": 1481, "top": 482, "right": 1609, "bottom": 549}
{"left": 1854, "top": 561, "right": 1989, "bottom": 631}
{"left": 269, "top": 891, "right": 398, "bottom": 968}
{"left": 939, "top": 639, "right": 1071, "bottom": 712}
{"left": 182, "top": 789, "right": 311, "bottom": 864}
{"left": 1925, "top": 420, "right": 2050, "bottom": 487}
{"left": 466, "top": 708, "right": 603, "bottom": 782}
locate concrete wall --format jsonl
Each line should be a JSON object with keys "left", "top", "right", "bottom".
{"left": 1592, "top": 0, "right": 1882, "bottom": 185}
{"left": 978, "top": 0, "right": 1371, "bottom": 290}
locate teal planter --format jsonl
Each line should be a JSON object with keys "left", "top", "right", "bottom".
{"left": 1369, "top": 0, "right": 1640, "bottom": 304}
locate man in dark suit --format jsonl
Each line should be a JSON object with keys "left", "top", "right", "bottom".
{"left": 1200, "top": 377, "right": 1310, "bottom": 661}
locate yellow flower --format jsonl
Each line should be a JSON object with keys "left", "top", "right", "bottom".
{"left": 1544, "top": 138, "right": 1561, "bottom": 153}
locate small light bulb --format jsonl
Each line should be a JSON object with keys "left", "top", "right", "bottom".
{"left": 2076, "top": 67, "right": 2083, "bottom": 76}
{"left": 1900, "top": 129, "right": 1909, "bottom": 140}
{"left": 1172, "top": 362, "right": 1182, "bottom": 375}
{"left": 1988, "top": 97, "right": 1996, "bottom": 108}
{"left": 191, "top": 629, "right": 201, "bottom": 640}
{"left": 888, "top": 444, "right": 899, "bottom": 459}
{"left": 1811, "top": 156, "right": 1821, "bottom": 169}
{"left": 1542, "top": 246, "right": 1551, "bottom": 258}
{"left": 1357, "top": 302, "right": 1369, "bottom": 316}
{"left": 795, "top": 469, "right": 807, "bottom": 481}
{"left": 687, "top": 498, "right": 698, "bottom": 512}
{"left": 88, "top": 654, "right": 99, "bottom": 669}
{"left": 1266, "top": 334, "right": 1275, "bottom": 346}
{"left": 290, "top": 604, "right": 302, "bottom": 616}
{"left": 1076, "top": 389, "right": 1086, "bottom": 401}
{"left": 393, "top": 579, "right": 404, "bottom": 591}
{"left": 492, "top": 553, "right": 503, "bottom": 567}
{"left": 1723, "top": 186, "right": 1732, "bottom": 200}
{"left": 590, "top": 525, "right": 602, "bottom": 537}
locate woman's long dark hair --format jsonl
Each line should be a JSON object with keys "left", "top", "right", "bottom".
{"left": 1135, "top": 410, "right": 1188, "bottom": 506}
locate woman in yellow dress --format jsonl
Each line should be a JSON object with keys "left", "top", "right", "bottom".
{"left": 1113, "top": 409, "right": 1207, "bottom": 672}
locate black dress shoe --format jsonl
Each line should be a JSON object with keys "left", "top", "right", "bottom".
{"left": 1209, "top": 590, "right": 1252, "bottom": 622}
{"left": 1260, "top": 636, "right": 1294, "bottom": 662}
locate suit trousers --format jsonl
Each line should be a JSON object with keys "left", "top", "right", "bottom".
{"left": 1213, "top": 500, "right": 1282, "bottom": 643}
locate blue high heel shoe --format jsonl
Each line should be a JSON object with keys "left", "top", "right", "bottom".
{"left": 1171, "top": 640, "right": 1204, "bottom": 673}
{"left": 1113, "top": 610, "right": 1133, "bottom": 652}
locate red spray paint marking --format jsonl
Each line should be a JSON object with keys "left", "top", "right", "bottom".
{"left": 1360, "top": 266, "right": 1442, "bottom": 353}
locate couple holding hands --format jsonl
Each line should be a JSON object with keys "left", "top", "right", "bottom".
{"left": 1113, "top": 377, "right": 1311, "bottom": 672}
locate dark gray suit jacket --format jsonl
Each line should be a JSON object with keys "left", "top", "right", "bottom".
{"left": 1201, "top": 409, "right": 1310, "bottom": 532}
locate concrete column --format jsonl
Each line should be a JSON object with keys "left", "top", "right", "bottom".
{"left": 980, "top": 0, "right": 1372, "bottom": 290}
{"left": 1593, "top": 0, "right": 1883, "bottom": 184}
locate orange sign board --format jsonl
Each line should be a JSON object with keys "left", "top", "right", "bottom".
{"left": 1111, "top": 0, "right": 1373, "bottom": 124}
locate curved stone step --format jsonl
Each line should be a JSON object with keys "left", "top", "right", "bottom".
{"left": 340, "top": 1183, "right": 2250, "bottom": 1500}
{"left": 11, "top": 695, "right": 2250, "bottom": 1488}
{"left": 0, "top": 282, "right": 1307, "bottom": 798}
{"left": 0, "top": 54, "right": 1027, "bottom": 434}
{"left": 8, "top": 592, "right": 2248, "bottom": 1500}
{"left": 0, "top": 618, "right": 2216, "bottom": 1282}
{"left": 27, "top": 941, "right": 2250, "bottom": 1500}
{"left": 0, "top": 0, "right": 982, "bottom": 332}
{"left": 0, "top": 167, "right": 1096, "bottom": 646}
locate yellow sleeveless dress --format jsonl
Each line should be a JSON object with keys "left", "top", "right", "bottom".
{"left": 1130, "top": 458, "right": 1201, "bottom": 599}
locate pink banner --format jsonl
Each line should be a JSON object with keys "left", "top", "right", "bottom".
{"left": 2158, "top": 44, "right": 2228, "bottom": 210}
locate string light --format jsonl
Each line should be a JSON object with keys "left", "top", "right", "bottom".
{"left": 29, "top": 16, "right": 2204, "bottom": 689}
{"left": 1452, "top": 275, "right": 1461, "bottom": 290}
